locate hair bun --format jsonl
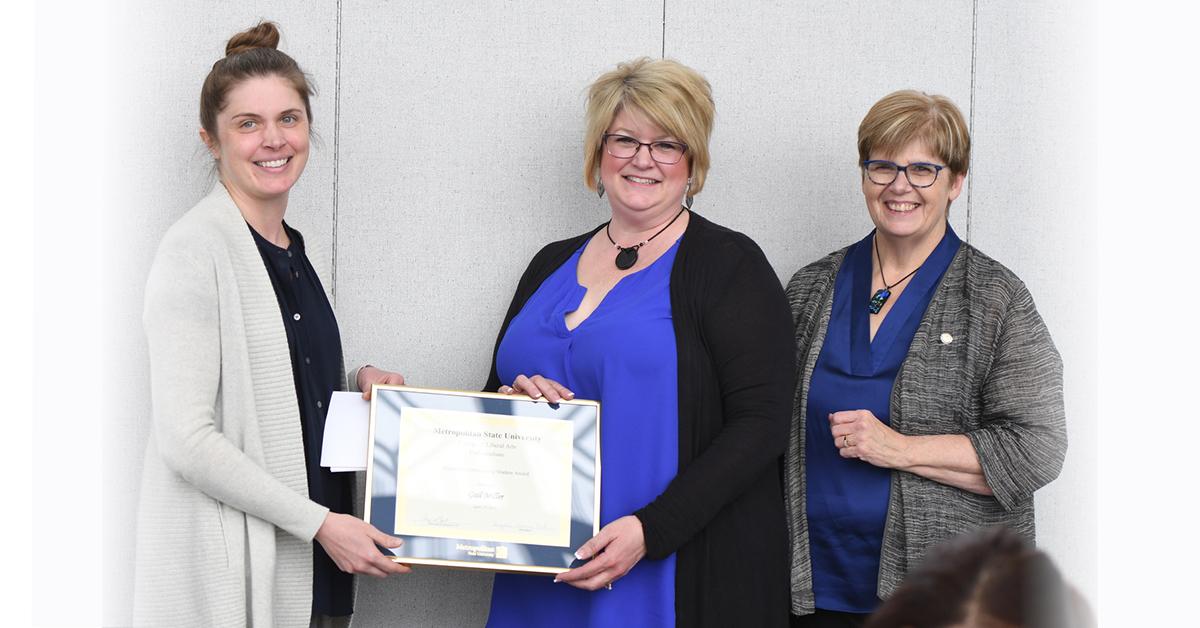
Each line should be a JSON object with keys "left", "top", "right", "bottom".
{"left": 225, "top": 21, "right": 281, "bottom": 57}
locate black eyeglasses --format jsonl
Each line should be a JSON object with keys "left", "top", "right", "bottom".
{"left": 602, "top": 133, "right": 688, "bottom": 165}
{"left": 862, "top": 160, "right": 946, "bottom": 188}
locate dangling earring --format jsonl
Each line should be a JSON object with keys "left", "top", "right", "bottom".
{"left": 683, "top": 177, "right": 694, "bottom": 210}
{"left": 597, "top": 179, "right": 605, "bottom": 199}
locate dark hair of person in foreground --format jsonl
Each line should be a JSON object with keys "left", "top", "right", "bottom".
{"left": 864, "top": 527, "right": 1094, "bottom": 628}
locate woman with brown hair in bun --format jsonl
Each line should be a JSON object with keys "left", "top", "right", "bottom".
{"left": 134, "top": 21, "right": 408, "bottom": 628}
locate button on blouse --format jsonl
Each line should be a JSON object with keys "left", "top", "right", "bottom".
{"left": 249, "top": 223, "right": 352, "bottom": 617}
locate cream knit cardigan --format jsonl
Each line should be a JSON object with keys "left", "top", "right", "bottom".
{"left": 133, "top": 185, "right": 336, "bottom": 627}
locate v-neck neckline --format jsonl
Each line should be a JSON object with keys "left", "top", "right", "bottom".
{"left": 562, "top": 236, "right": 682, "bottom": 333}
{"left": 848, "top": 228, "right": 960, "bottom": 374}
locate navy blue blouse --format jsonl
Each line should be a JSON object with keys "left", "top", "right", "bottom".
{"left": 249, "top": 223, "right": 353, "bottom": 617}
{"left": 804, "top": 226, "right": 960, "bottom": 613}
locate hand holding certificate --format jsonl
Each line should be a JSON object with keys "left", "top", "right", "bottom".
{"left": 365, "top": 385, "right": 600, "bottom": 574}
{"left": 553, "top": 515, "right": 646, "bottom": 591}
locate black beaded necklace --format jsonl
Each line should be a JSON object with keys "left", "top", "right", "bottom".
{"left": 868, "top": 235, "right": 922, "bottom": 315}
{"left": 605, "top": 206, "right": 688, "bottom": 270}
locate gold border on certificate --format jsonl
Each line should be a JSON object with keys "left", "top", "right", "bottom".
{"left": 364, "top": 385, "right": 601, "bottom": 575}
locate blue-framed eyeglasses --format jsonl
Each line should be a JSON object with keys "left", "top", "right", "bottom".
{"left": 603, "top": 133, "right": 688, "bottom": 165}
{"left": 862, "top": 160, "right": 946, "bottom": 188}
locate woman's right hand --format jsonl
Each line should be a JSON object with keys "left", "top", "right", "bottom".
{"left": 314, "top": 512, "right": 412, "bottom": 578}
{"left": 499, "top": 374, "right": 574, "bottom": 403}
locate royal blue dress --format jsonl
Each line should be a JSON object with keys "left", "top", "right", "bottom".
{"left": 805, "top": 227, "right": 961, "bottom": 613}
{"left": 486, "top": 239, "right": 682, "bottom": 628}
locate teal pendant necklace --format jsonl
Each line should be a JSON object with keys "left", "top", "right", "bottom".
{"left": 868, "top": 235, "right": 921, "bottom": 315}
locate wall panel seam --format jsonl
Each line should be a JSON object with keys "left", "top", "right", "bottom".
{"left": 661, "top": 0, "right": 667, "bottom": 58}
{"left": 331, "top": 0, "right": 344, "bottom": 304}
{"left": 967, "top": 0, "right": 978, "bottom": 243}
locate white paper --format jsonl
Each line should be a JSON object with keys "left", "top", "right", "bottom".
{"left": 320, "top": 391, "right": 370, "bottom": 472}
{"left": 392, "top": 407, "right": 574, "bottom": 547}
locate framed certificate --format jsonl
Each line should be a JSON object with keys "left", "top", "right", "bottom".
{"left": 364, "top": 385, "right": 601, "bottom": 574}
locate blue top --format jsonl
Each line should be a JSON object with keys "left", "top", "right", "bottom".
{"left": 805, "top": 227, "right": 961, "bottom": 613}
{"left": 487, "top": 239, "right": 681, "bottom": 628}
{"left": 249, "top": 223, "right": 354, "bottom": 617}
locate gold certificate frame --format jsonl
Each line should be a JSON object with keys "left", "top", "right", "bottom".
{"left": 364, "top": 385, "right": 601, "bottom": 574}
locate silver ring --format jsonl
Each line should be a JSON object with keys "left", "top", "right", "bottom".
{"left": 843, "top": 435, "right": 850, "bottom": 448}
{"left": 605, "top": 582, "right": 613, "bottom": 590}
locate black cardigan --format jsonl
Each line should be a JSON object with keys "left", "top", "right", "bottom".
{"left": 485, "top": 212, "right": 795, "bottom": 627}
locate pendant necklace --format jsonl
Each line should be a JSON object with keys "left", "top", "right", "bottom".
{"left": 605, "top": 206, "right": 687, "bottom": 270}
{"left": 868, "top": 235, "right": 922, "bottom": 315}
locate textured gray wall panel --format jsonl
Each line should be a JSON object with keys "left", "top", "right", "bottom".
{"left": 334, "top": 2, "right": 663, "bottom": 625}
{"left": 106, "top": 2, "right": 1096, "bottom": 625}
{"left": 970, "top": 0, "right": 1097, "bottom": 599}
{"left": 666, "top": 1, "right": 974, "bottom": 280}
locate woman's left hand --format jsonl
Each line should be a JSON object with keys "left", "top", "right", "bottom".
{"left": 358, "top": 366, "right": 406, "bottom": 400}
{"left": 501, "top": 373, "right": 574, "bottom": 403}
{"left": 830, "top": 409, "right": 909, "bottom": 469}
{"left": 554, "top": 515, "right": 646, "bottom": 591}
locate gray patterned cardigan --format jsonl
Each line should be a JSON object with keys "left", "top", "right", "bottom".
{"left": 782, "top": 241, "right": 1067, "bottom": 615}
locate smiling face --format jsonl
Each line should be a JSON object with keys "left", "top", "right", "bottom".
{"left": 863, "top": 139, "right": 964, "bottom": 247}
{"left": 600, "top": 107, "right": 690, "bottom": 225}
{"left": 201, "top": 74, "right": 310, "bottom": 210}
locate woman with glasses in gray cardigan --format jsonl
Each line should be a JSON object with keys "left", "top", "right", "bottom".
{"left": 783, "top": 90, "right": 1067, "bottom": 628}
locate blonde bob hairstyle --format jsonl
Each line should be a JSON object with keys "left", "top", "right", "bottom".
{"left": 858, "top": 90, "right": 971, "bottom": 176}
{"left": 583, "top": 57, "right": 715, "bottom": 197}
